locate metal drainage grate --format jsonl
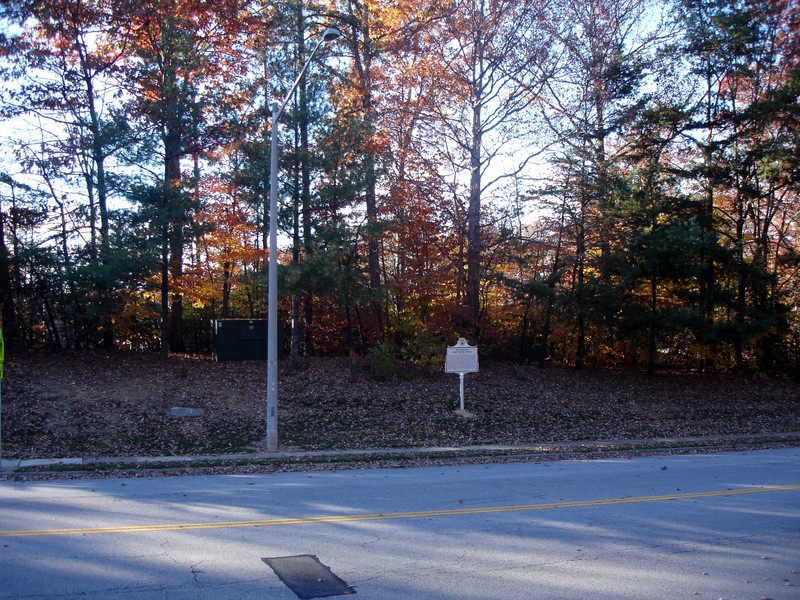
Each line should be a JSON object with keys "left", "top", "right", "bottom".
{"left": 263, "top": 554, "right": 356, "bottom": 599}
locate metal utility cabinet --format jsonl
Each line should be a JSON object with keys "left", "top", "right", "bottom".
{"left": 212, "top": 319, "right": 281, "bottom": 361}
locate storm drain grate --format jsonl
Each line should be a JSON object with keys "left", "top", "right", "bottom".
{"left": 262, "top": 554, "right": 356, "bottom": 599}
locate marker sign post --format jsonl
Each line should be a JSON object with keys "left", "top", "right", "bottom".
{"left": 445, "top": 338, "right": 478, "bottom": 412}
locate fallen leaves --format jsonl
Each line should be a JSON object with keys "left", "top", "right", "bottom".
{"left": 1, "top": 349, "right": 799, "bottom": 460}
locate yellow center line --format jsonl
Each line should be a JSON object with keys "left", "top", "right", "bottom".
{"left": 2, "top": 484, "right": 798, "bottom": 539}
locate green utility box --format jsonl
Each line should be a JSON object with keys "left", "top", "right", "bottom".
{"left": 211, "top": 319, "right": 282, "bottom": 361}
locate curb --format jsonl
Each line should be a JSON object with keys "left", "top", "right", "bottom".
{"left": 2, "top": 432, "right": 799, "bottom": 473}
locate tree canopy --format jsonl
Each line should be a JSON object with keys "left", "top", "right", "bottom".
{"left": 1, "top": 0, "right": 798, "bottom": 374}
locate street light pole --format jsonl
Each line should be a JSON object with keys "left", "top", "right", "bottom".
{"left": 266, "top": 27, "right": 341, "bottom": 451}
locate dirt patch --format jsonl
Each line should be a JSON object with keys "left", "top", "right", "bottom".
{"left": 1, "top": 349, "right": 799, "bottom": 459}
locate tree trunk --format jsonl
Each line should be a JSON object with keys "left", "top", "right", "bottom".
{"left": 466, "top": 5, "right": 485, "bottom": 337}
{"left": 466, "top": 114, "right": 482, "bottom": 335}
{"left": 166, "top": 142, "right": 185, "bottom": 353}
{"left": 346, "top": 2, "right": 383, "bottom": 337}
{"left": 538, "top": 196, "right": 567, "bottom": 368}
{"left": 299, "top": 11, "right": 315, "bottom": 356}
{"left": 647, "top": 276, "right": 657, "bottom": 376}
{"left": 54, "top": 192, "right": 82, "bottom": 347}
{"left": 160, "top": 222, "right": 170, "bottom": 360}
{"left": 222, "top": 262, "right": 231, "bottom": 318}
{"left": 0, "top": 190, "right": 17, "bottom": 338}
{"left": 78, "top": 25, "right": 114, "bottom": 347}
{"left": 575, "top": 216, "right": 586, "bottom": 371}
{"left": 291, "top": 3, "right": 307, "bottom": 368}
{"left": 361, "top": 35, "right": 383, "bottom": 336}
{"left": 9, "top": 187, "right": 24, "bottom": 340}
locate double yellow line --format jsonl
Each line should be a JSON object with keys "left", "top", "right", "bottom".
{"left": 2, "top": 484, "right": 798, "bottom": 539}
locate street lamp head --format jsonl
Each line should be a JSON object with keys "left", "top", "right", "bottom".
{"left": 321, "top": 27, "right": 342, "bottom": 42}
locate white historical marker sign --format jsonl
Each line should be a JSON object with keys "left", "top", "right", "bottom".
{"left": 445, "top": 338, "right": 478, "bottom": 412}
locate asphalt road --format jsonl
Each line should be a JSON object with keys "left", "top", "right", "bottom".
{"left": 1, "top": 448, "right": 798, "bottom": 599}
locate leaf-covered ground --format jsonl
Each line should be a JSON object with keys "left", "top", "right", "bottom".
{"left": 2, "top": 349, "right": 799, "bottom": 460}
